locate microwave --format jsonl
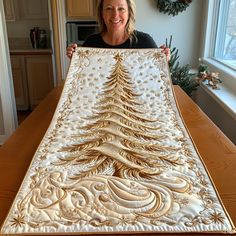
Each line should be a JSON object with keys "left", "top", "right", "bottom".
{"left": 66, "top": 21, "right": 99, "bottom": 46}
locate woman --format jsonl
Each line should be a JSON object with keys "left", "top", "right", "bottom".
{"left": 67, "top": 0, "right": 170, "bottom": 60}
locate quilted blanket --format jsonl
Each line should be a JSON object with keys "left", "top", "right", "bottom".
{"left": 1, "top": 48, "right": 235, "bottom": 235}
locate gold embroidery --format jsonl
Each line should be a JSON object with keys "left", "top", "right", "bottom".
{"left": 10, "top": 215, "right": 25, "bottom": 228}
{"left": 3, "top": 49, "right": 233, "bottom": 234}
{"left": 209, "top": 211, "right": 225, "bottom": 224}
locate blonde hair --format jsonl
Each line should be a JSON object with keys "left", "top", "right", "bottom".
{"left": 96, "top": 0, "right": 136, "bottom": 42}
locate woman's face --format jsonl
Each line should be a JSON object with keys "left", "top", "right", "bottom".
{"left": 102, "top": 0, "right": 129, "bottom": 34}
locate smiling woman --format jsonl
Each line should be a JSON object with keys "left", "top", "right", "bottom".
{"left": 67, "top": 0, "right": 171, "bottom": 60}
{"left": 86, "top": 0, "right": 158, "bottom": 48}
{"left": 100, "top": 0, "right": 130, "bottom": 45}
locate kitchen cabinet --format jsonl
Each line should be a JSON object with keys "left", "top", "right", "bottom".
{"left": 25, "top": 55, "right": 53, "bottom": 109}
{"left": 19, "top": 0, "right": 48, "bottom": 20}
{"left": 10, "top": 53, "right": 53, "bottom": 110}
{"left": 10, "top": 56, "right": 29, "bottom": 110}
{"left": 3, "top": 0, "right": 18, "bottom": 21}
{"left": 66, "top": 0, "right": 97, "bottom": 19}
{"left": 4, "top": 0, "right": 48, "bottom": 21}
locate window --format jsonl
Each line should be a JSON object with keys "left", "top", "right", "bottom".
{"left": 214, "top": 0, "right": 236, "bottom": 70}
{"left": 201, "top": 0, "right": 236, "bottom": 88}
{"left": 200, "top": 0, "right": 236, "bottom": 119}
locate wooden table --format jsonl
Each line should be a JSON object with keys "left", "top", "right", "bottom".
{"left": 0, "top": 85, "right": 236, "bottom": 235}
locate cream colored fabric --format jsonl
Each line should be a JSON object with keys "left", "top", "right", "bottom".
{"left": 1, "top": 48, "right": 235, "bottom": 234}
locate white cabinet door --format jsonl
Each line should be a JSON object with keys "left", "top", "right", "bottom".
{"left": 3, "top": 0, "right": 17, "bottom": 21}
{"left": 10, "top": 56, "right": 29, "bottom": 110}
{"left": 25, "top": 55, "right": 53, "bottom": 109}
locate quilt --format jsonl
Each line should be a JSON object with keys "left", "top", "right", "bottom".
{"left": 1, "top": 48, "right": 235, "bottom": 235}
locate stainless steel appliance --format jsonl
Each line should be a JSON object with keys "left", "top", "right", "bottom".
{"left": 66, "top": 21, "right": 99, "bottom": 46}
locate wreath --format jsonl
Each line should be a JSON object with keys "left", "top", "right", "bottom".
{"left": 156, "top": 0, "right": 192, "bottom": 16}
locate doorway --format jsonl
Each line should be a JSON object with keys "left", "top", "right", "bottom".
{"left": 0, "top": 0, "right": 65, "bottom": 144}
{"left": 4, "top": 0, "right": 55, "bottom": 124}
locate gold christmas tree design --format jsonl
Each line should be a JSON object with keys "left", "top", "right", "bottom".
{"left": 54, "top": 53, "right": 182, "bottom": 179}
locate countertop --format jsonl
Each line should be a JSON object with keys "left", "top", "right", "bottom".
{"left": 8, "top": 37, "right": 53, "bottom": 55}
{"left": 10, "top": 47, "right": 53, "bottom": 55}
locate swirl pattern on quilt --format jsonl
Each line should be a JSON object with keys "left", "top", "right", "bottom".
{"left": 1, "top": 48, "right": 234, "bottom": 234}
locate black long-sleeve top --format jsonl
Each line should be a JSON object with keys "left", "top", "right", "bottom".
{"left": 82, "top": 30, "right": 157, "bottom": 48}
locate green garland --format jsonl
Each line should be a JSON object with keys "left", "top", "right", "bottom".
{"left": 156, "top": 0, "right": 192, "bottom": 16}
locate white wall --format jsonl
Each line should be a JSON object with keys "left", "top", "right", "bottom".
{"left": 135, "top": 0, "right": 203, "bottom": 68}
{"left": 194, "top": 87, "right": 236, "bottom": 144}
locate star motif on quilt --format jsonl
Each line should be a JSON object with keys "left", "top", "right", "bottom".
{"left": 10, "top": 215, "right": 25, "bottom": 228}
{"left": 209, "top": 211, "right": 225, "bottom": 224}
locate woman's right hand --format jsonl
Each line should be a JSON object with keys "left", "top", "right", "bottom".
{"left": 66, "top": 43, "right": 78, "bottom": 59}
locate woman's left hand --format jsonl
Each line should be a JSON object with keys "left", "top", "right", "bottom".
{"left": 159, "top": 45, "right": 171, "bottom": 62}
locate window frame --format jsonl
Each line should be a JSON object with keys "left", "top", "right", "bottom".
{"left": 201, "top": 0, "right": 236, "bottom": 90}
{"left": 214, "top": 0, "right": 229, "bottom": 59}
{"left": 214, "top": 0, "right": 236, "bottom": 70}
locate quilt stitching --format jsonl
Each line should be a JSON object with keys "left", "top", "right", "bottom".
{"left": 1, "top": 48, "right": 234, "bottom": 234}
